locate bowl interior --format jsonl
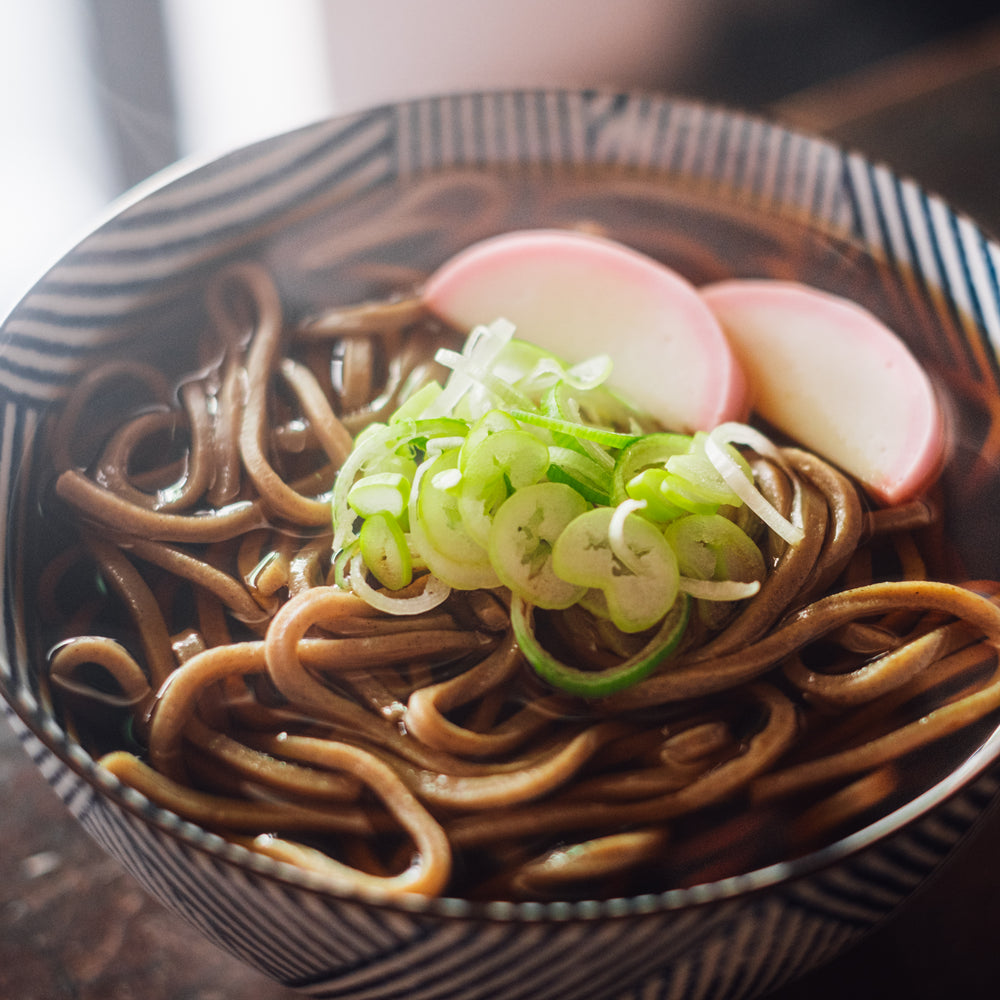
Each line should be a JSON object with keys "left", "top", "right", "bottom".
{"left": 4, "top": 91, "right": 1000, "bottom": 915}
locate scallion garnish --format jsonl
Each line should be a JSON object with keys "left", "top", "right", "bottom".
{"left": 330, "top": 319, "right": 799, "bottom": 696}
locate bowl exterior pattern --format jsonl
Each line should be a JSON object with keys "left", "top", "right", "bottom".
{"left": 3, "top": 90, "right": 1000, "bottom": 1000}
{"left": 6, "top": 702, "right": 999, "bottom": 1000}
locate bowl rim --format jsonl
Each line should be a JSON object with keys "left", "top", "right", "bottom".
{"left": 4, "top": 85, "right": 1000, "bottom": 923}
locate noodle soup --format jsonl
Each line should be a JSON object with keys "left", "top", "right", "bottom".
{"left": 24, "top": 165, "right": 1000, "bottom": 902}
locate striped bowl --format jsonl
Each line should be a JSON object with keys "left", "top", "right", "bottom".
{"left": 4, "top": 90, "right": 1000, "bottom": 1000}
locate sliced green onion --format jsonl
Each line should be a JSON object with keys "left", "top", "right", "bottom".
{"left": 347, "top": 472, "right": 410, "bottom": 520}
{"left": 511, "top": 593, "right": 690, "bottom": 698}
{"left": 423, "top": 318, "right": 516, "bottom": 419}
{"left": 678, "top": 577, "right": 760, "bottom": 600}
{"left": 608, "top": 498, "right": 648, "bottom": 576}
{"left": 547, "top": 446, "right": 612, "bottom": 506}
{"left": 331, "top": 539, "right": 359, "bottom": 590}
{"left": 704, "top": 423, "right": 805, "bottom": 545}
{"left": 332, "top": 417, "right": 469, "bottom": 550}
{"left": 433, "top": 347, "right": 535, "bottom": 414}
{"left": 563, "top": 354, "right": 613, "bottom": 390}
{"left": 666, "top": 447, "right": 743, "bottom": 508}
{"left": 489, "top": 482, "right": 589, "bottom": 608}
{"left": 332, "top": 422, "right": 409, "bottom": 550}
{"left": 509, "top": 408, "right": 638, "bottom": 450}
{"left": 409, "top": 450, "right": 500, "bottom": 590}
{"left": 540, "top": 381, "right": 586, "bottom": 452}
{"left": 348, "top": 554, "right": 450, "bottom": 615}
{"left": 514, "top": 348, "right": 613, "bottom": 395}
{"left": 406, "top": 417, "right": 470, "bottom": 448}
{"left": 430, "top": 466, "right": 463, "bottom": 490}
{"left": 358, "top": 511, "right": 413, "bottom": 591}
{"left": 658, "top": 473, "right": 724, "bottom": 516}
{"left": 551, "top": 506, "right": 679, "bottom": 633}
{"left": 624, "top": 468, "right": 686, "bottom": 522}
{"left": 333, "top": 322, "right": 799, "bottom": 651}
{"left": 388, "top": 380, "right": 442, "bottom": 422}
{"left": 550, "top": 354, "right": 613, "bottom": 393}
{"left": 458, "top": 428, "right": 550, "bottom": 546}
{"left": 611, "top": 432, "right": 691, "bottom": 506}
{"left": 544, "top": 384, "right": 624, "bottom": 475}
{"left": 458, "top": 409, "right": 521, "bottom": 470}
{"left": 664, "top": 513, "right": 766, "bottom": 588}
{"left": 425, "top": 436, "right": 468, "bottom": 457}
{"left": 577, "top": 586, "right": 612, "bottom": 620}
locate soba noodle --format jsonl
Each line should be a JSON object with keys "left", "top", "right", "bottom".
{"left": 34, "top": 227, "right": 1000, "bottom": 902}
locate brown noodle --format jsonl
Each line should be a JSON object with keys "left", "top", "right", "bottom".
{"left": 35, "top": 252, "right": 1000, "bottom": 902}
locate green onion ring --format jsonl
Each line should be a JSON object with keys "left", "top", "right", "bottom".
{"left": 509, "top": 408, "right": 639, "bottom": 449}
{"left": 510, "top": 593, "right": 691, "bottom": 698}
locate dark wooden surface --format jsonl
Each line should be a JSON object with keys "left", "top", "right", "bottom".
{"left": 5, "top": 23, "right": 1000, "bottom": 1000}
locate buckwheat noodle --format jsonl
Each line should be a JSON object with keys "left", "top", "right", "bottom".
{"left": 35, "top": 198, "right": 1000, "bottom": 902}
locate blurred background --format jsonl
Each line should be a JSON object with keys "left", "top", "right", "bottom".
{"left": 0, "top": 0, "right": 994, "bottom": 319}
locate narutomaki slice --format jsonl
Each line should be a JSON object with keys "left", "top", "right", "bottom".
{"left": 701, "top": 279, "right": 945, "bottom": 506}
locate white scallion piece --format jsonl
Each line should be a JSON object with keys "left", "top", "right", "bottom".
{"left": 608, "top": 498, "right": 648, "bottom": 576}
{"left": 348, "top": 554, "right": 451, "bottom": 615}
{"left": 704, "top": 422, "right": 805, "bottom": 546}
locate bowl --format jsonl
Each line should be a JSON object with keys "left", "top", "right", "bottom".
{"left": 3, "top": 89, "right": 1000, "bottom": 1000}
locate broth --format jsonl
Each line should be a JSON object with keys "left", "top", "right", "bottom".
{"left": 21, "top": 165, "right": 1000, "bottom": 900}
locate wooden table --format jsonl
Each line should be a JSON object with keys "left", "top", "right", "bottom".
{"left": 4, "top": 22, "right": 1000, "bottom": 1000}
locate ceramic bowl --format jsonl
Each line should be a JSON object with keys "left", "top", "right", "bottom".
{"left": 3, "top": 90, "right": 1000, "bottom": 1000}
